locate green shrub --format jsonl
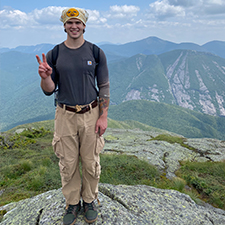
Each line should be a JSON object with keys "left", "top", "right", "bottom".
{"left": 0, "top": 128, "right": 51, "bottom": 150}
{"left": 20, "top": 127, "right": 50, "bottom": 138}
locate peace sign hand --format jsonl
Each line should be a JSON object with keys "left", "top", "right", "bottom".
{"left": 36, "top": 53, "right": 52, "bottom": 79}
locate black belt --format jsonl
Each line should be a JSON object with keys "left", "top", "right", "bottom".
{"left": 58, "top": 100, "right": 98, "bottom": 114}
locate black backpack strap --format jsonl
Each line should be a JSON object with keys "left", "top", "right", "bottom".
{"left": 93, "top": 44, "right": 100, "bottom": 65}
{"left": 93, "top": 44, "right": 100, "bottom": 97}
{"left": 51, "top": 45, "right": 59, "bottom": 106}
{"left": 51, "top": 44, "right": 59, "bottom": 67}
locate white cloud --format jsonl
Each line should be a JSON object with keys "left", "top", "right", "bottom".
{"left": 168, "top": 0, "right": 196, "bottom": 7}
{"left": 0, "top": 9, "right": 29, "bottom": 28}
{"left": 87, "top": 10, "right": 107, "bottom": 24}
{"left": 107, "top": 5, "right": 140, "bottom": 19}
{"left": 0, "top": 3, "right": 225, "bottom": 48}
{"left": 149, "top": 0, "right": 185, "bottom": 20}
{"left": 167, "top": 0, "right": 225, "bottom": 9}
{"left": 203, "top": 0, "right": 225, "bottom": 15}
{"left": 32, "top": 6, "right": 64, "bottom": 25}
{"left": 0, "top": 6, "right": 109, "bottom": 30}
{"left": 0, "top": 6, "right": 64, "bottom": 29}
{"left": 148, "top": 0, "right": 225, "bottom": 21}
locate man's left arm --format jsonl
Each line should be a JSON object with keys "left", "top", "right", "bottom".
{"left": 95, "top": 97, "right": 110, "bottom": 136}
{"left": 95, "top": 48, "right": 110, "bottom": 136}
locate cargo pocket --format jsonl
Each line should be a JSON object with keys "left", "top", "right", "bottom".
{"left": 52, "top": 134, "right": 62, "bottom": 159}
{"left": 58, "top": 161, "right": 67, "bottom": 177}
{"left": 96, "top": 135, "right": 105, "bottom": 154}
{"left": 95, "top": 161, "right": 101, "bottom": 178}
{"left": 86, "top": 160, "right": 101, "bottom": 179}
{"left": 52, "top": 135, "right": 70, "bottom": 182}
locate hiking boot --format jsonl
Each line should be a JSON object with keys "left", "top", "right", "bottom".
{"left": 83, "top": 200, "right": 98, "bottom": 223}
{"left": 63, "top": 201, "right": 81, "bottom": 225}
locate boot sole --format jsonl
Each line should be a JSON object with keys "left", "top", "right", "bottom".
{"left": 84, "top": 215, "right": 98, "bottom": 223}
{"left": 63, "top": 219, "right": 76, "bottom": 225}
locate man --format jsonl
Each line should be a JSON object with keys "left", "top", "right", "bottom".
{"left": 36, "top": 7, "right": 110, "bottom": 225}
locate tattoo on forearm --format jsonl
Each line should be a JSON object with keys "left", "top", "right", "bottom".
{"left": 99, "top": 98, "right": 109, "bottom": 116}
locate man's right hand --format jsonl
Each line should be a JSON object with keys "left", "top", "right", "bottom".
{"left": 36, "top": 53, "right": 52, "bottom": 79}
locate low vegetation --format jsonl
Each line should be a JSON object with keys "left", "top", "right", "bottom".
{"left": 149, "top": 134, "right": 225, "bottom": 208}
{"left": 0, "top": 126, "right": 225, "bottom": 221}
{"left": 150, "top": 134, "right": 197, "bottom": 151}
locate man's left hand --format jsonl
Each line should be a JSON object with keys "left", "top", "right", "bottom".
{"left": 95, "top": 116, "right": 107, "bottom": 136}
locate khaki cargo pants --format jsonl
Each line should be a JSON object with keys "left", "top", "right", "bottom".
{"left": 52, "top": 103, "right": 105, "bottom": 205}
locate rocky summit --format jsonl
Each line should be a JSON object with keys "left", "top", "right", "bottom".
{"left": 1, "top": 184, "right": 225, "bottom": 225}
{"left": 1, "top": 128, "right": 225, "bottom": 224}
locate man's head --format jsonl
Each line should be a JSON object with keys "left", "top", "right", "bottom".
{"left": 60, "top": 7, "right": 89, "bottom": 25}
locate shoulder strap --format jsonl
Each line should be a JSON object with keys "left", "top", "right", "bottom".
{"left": 51, "top": 45, "right": 59, "bottom": 97}
{"left": 93, "top": 44, "right": 100, "bottom": 65}
{"left": 51, "top": 44, "right": 59, "bottom": 67}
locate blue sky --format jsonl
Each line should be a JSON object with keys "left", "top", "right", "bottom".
{"left": 1, "top": 0, "right": 225, "bottom": 48}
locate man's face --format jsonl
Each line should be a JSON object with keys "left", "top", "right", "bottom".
{"left": 64, "top": 18, "right": 86, "bottom": 39}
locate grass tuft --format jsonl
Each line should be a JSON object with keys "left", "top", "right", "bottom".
{"left": 100, "top": 154, "right": 160, "bottom": 186}
{"left": 150, "top": 134, "right": 196, "bottom": 151}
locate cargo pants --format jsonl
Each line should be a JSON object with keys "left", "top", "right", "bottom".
{"left": 52, "top": 102, "right": 105, "bottom": 205}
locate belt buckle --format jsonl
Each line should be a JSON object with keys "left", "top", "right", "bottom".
{"left": 75, "top": 105, "right": 82, "bottom": 113}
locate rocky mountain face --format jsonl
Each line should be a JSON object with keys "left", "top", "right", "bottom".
{"left": 162, "top": 51, "right": 225, "bottom": 116}
{"left": 109, "top": 50, "right": 225, "bottom": 116}
{"left": 1, "top": 128, "right": 225, "bottom": 224}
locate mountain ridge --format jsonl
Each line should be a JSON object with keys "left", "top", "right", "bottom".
{"left": 1, "top": 36, "right": 225, "bottom": 59}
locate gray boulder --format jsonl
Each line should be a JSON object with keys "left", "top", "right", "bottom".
{"left": 1, "top": 184, "right": 225, "bottom": 224}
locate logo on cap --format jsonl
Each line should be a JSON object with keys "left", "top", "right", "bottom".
{"left": 66, "top": 8, "right": 79, "bottom": 18}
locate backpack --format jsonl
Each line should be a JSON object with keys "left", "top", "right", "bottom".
{"left": 51, "top": 44, "right": 100, "bottom": 106}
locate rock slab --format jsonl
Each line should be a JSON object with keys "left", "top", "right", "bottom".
{"left": 1, "top": 183, "right": 225, "bottom": 225}
{"left": 103, "top": 129, "right": 225, "bottom": 178}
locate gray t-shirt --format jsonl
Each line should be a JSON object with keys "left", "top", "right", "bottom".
{"left": 46, "top": 41, "right": 109, "bottom": 106}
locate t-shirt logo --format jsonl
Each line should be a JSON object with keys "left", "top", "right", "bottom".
{"left": 87, "top": 61, "right": 92, "bottom": 65}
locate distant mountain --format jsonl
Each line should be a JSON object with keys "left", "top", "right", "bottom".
{"left": 100, "top": 36, "right": 202, "bottom": 58}
{"left": 0, "top": 43, "right": 55, "bottom": 55}
{"left": 100, "top": 36, "right": 225, "bottom": 60}
{"left": 202, "top": 40, "right": 225, "bottom": 59}
{"left": 0, "top": 51, "right": 55, "bottom": 131}
{"left": 1, "top": 36, "right": 225, "bottom": 134}
{"left": 109, "top": 49, "right": 225, "bottom": 117}
{"left": 96, "top": 41, "right": 115, "bottom": 46}
{"left": 1, "top": 36, "right": 225, "bottom": 60}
